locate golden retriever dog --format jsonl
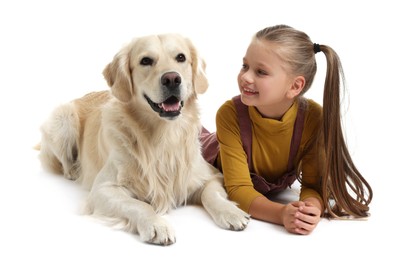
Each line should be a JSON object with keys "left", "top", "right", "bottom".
{"left": 37, "top": 33, "right": 249, "bottom": 245}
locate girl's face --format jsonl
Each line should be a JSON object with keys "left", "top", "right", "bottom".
{"left": 237, "top": 39, "right": 301, "bottom": 119}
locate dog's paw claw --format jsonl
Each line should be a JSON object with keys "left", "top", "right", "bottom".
{"left": 215, "top": 208, "right": 250, "bottom": 231}
{"left": 139, "top": 217, "right": 176, "bottom": 246}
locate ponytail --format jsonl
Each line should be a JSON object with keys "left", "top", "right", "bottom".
{"left": 320, "top": 45, "right": 373, "bottom": 218}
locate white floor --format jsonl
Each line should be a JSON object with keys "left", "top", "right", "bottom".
{"left": 1, "top": 1, "right": 405, "bottom": 259}
{"left": 0, "top": 147, "right": 401, "bottom": 259}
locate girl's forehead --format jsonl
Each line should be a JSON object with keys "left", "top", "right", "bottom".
{"left": 248, "top": 39, "right": 280, "bottom": 55}
{"left": 246, "top": 40, "right": 282, "bottom": 63}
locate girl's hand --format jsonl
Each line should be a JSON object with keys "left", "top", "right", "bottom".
{"left": 281, "top": 201, "right": 304, "bottom": 233}
{"left": 294, "top": 201, "right": 321, "bottom": 234}
{"left": 282, "top": 200, "right": 321, "bottom": 235}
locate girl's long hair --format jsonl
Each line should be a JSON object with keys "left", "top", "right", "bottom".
{"left": 256, "top": 25, "right": 372, "bottom": 218}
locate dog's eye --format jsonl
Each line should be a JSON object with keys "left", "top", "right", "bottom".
{"left": 176, "top": 53, "right": 186, "bottom": 63}
{"left": 140, "top": 57, "right": 154, "bottom": 66}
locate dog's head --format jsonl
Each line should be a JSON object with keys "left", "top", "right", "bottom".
{"left": 103, "top": 34, "right": 208, "bottom": 120}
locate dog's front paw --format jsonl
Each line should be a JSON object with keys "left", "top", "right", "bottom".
{"left": 138, "top": 216, "right": 176, "bottom": 246}
{"left": 213, "top": 202, "right": 250, "bottom": 231}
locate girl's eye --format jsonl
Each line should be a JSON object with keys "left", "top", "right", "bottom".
{"left": 140, "top": 57, "right": 154, "bottom": 66}
{"left": 257, "top": 70, "right": 268, "bottom": 75}
{"left": 241, "top": 64, "right": 248, "bottom": 70}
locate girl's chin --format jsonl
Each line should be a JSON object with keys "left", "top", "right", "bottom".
{"left": 240, "top": 93, "right": 258, "bottom": 106}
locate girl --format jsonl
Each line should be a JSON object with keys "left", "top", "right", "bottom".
{"left": 201, "top": 24, "right": 373, "bottom": 235}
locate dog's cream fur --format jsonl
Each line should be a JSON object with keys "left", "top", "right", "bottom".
{"left": 38, "top": 34, "right": 249, "bottom": 245}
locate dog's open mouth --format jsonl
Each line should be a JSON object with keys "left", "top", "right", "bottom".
{"left": 144, "top": 94, "right": 184, "bottom": 119}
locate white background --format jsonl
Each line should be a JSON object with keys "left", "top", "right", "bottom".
{"left": 1, "top": 0, "right": 405, "bottom": 259}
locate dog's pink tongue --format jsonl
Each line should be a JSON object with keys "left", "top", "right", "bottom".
{"left": 162, "top": 102, "right": 181, "bottom": 112}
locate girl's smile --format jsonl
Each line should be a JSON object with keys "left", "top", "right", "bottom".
{"left": 242, "top": 87, "right": 259, "bottom": 96}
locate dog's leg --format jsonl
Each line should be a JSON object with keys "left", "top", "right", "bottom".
{"left": 85, "top": 165, "right": 176, "bottom": 246}
{"left": 39, "top": 103, "right": 81, "bottom": 180}
{"left": 199, "top": 173, "right": 250, "bottom": 231}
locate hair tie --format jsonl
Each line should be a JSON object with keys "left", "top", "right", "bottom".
{"left": 313, "top": 43, "right": 321, "bottom": 54}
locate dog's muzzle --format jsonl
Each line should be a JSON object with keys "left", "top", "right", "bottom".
{"left": 144, "top": 72, "right": 184, "bottom": 119}
{"left": 144, "top": 94, "right": 184, "bottom": 119}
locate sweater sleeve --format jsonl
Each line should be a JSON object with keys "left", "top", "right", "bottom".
{"left": 216, "top": 100, "right": 263, "bottom": 212}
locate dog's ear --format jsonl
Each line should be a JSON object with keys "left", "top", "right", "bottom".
{"left": 187, "top": 38, "right": 209, "bottom": 94}
{"left": 103, "top": 44, "right": 133, "bottom": 103}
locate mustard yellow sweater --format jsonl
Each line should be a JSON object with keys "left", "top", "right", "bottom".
{"left": 216, "top": 98, "right": 323, "bottom": 212}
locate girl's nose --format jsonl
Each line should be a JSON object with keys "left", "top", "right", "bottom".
{"left": 239, "top": 70, "right": 253, "bottom": 84}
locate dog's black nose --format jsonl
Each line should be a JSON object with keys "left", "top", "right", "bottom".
{"left": 161, "top": 72, "right": 181, "bottom": 89}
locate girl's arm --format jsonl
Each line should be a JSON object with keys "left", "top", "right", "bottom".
{"left": 249, "top": 195, "right": 322, "bottom": 235}
{"left": 248, "top": 196, "right": 285, "bottom": 224}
